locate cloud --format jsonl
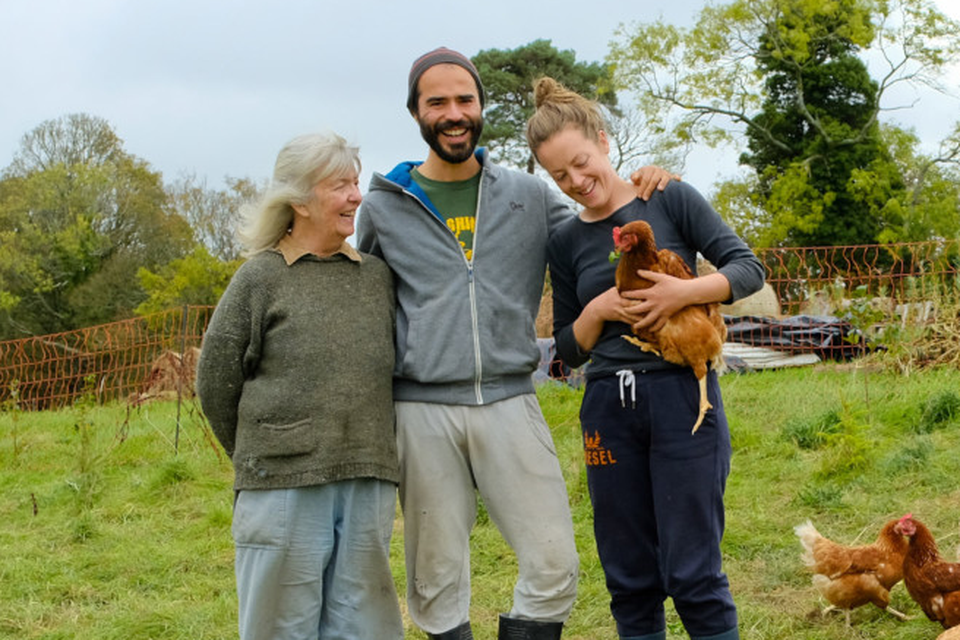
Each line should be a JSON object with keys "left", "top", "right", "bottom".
{"left": 2, "top": 0, "right": 958, "bottom": 195}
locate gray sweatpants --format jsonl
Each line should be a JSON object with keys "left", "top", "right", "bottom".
{"left": 396, "top": 394, "right": 579, "bottom": 634}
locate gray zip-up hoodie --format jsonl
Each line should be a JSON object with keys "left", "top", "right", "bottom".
{"left": 357, "top": 149, "right": 572, "bottom": 406}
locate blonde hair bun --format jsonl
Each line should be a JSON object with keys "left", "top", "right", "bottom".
{"left": 527, "top": 76, "right": 606, "bottom": 157}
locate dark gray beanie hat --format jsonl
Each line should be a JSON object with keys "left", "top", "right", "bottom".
{"left": 406, "top": 47, "right": 485, "bottom": 112}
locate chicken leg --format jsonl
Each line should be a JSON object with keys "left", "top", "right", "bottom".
{"left": 621, "top": 334, "right": 660, "bottom": 356}
{"left": 692, "top": 373, "right": 712, "bottom": 434}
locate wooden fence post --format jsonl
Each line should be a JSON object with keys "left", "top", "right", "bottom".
{"left": 175, "top": 305, "right": 188, "bottom": 454}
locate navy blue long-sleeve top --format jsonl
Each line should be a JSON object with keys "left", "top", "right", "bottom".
{"left": 546, "top": 181, "right": 765, "bottom": 380}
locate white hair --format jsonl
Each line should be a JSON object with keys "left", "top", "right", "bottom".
{"left": 237, "top": 132, "right": 361, "bottom": 255}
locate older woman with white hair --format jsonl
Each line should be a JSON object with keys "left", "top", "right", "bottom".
{"left": 197, "top": 132, "right": 402, "bottom": 640}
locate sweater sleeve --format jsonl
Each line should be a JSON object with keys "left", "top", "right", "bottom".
{"left": 547, "top": 229, "right": 591, "bottom": 369}
{"left": 667, "top": 182, "right": 766, "bottom": 303}
{"left": 196, "top": 265, "right": 257, "bottom": 457}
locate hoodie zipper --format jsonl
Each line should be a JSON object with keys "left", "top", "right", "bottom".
{"left": 468, "top": 175, "right": 484, "bottom": 404}
{"left": 400, "top": 170, "right": 486, "bottom": 405}
{"left": 466, "top": 263, "right": 483, "bottom": 404}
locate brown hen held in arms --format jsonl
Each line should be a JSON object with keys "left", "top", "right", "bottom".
{"left": 612, "top": 220, "right": 725, "bottom": 434}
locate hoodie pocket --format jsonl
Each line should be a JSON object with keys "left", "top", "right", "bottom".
{"left": 399, "top": 307, "right": 474, "bottom": 383}
{"left": 480, "top": 304, "right": 540, "bottom": 375}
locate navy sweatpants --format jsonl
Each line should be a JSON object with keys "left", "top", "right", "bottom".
{"left": 580, "top": 368, "right": 738, "bottom": 639}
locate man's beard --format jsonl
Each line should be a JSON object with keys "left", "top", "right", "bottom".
{"left": 419, "top": 116, "right": 484, "bottom": 164}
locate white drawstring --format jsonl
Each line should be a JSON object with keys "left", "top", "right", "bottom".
{"left": 616, "top": 369, "right": 636, "bottom": 409}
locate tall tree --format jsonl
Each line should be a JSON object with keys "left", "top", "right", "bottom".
{"left": 0, "top": 115, "right": 192, "bottom": 338}
{"left": 5, "top": 113, "right": 124, "bottom": 177}
{"left": 608, "top": 0, "right": 960, "bottom": 246}
{"left": 472, "top": 40, "right": 620, "bottom": 174}
{"left": 603, "top": 104, "right": 683, "bottom": 175}
{"left": 878, "top": 123, "right": 960, "bottom": 242}
{"left": 168, "top": 174, "right": 261, "bottom": 262}
{"left": 708, "top": 123, "right": 960, "bottom": 247}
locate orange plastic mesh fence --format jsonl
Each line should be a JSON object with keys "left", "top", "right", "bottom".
{"left": 0, "top": 306, "right": 214, "bottom": 410}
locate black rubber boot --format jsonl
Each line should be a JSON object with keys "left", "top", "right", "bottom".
{"left": 620, "top": 632, "right": 666, "bottom": 640}
{"left": 498, "top": 615, "right": 563, "bottom": 640}
{"left": 428, "top": 621, "right": 474, "bottom": 640}
{"left": 690, "top": 628, "right": 739, "bottom": 640}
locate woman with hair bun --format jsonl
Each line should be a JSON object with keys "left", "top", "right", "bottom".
{"left": 527, "top": 78, "right": 764, "bottom": 640}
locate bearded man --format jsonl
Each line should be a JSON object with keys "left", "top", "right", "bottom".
{"left": 357, "top": 47, "right": 673, "bottom": 640}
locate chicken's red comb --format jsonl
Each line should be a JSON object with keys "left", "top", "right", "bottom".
{"left": 612, "top": 226, "right": 621, "bottom": 246}
{"left": 898, "top": 513, "right": 913, "bottom": 523}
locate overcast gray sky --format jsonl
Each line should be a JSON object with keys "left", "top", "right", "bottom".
{"left": 2, "top": 0, "right": 958, "bottom": 194}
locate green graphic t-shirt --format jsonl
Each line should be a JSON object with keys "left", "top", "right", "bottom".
{"left": 412, "top": 168, "right": 480, "bottom": 261}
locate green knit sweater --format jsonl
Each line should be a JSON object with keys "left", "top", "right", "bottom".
{"left": 196, "top": 249, "right": 398, "bottom": 490}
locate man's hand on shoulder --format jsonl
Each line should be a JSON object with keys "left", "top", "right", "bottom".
{"left": 630, "top": 166, "right": 681, "bottom": 201}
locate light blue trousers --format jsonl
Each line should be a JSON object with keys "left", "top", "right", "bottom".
{"left": 232, "top": 479, "right": 402, "bottom": 640}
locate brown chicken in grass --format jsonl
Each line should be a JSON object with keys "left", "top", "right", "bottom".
{"left": 938, "top": 626, "right": 960, "bottom": 640}
{"left": 898, "top": 514, "right": 960, "bottom": 629}
{"left": 612, "top": 220, "right": 726, "bottom": 433}
{"left": 794, "top": 518, "right": 909, "bottom": 625}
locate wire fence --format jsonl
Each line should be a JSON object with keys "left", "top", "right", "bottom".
{"left": 758, "top": 239, "right": 960, "bottom": 315}
{"left": 0, "top": 240, "right": 958, "bottom": 410}
{"left": 0, "top": 306, "right": 214, "bottom": 411}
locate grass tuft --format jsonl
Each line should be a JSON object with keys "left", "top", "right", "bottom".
{"left": 783, "top": 409, "right": 843, "bottom": 450}
{"left": 153, "top": 458, "right": 197, "bottom": 488}
{"left": 916, "top": 390, "right": 960, "bottom": 433}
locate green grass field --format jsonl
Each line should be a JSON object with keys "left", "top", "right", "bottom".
{"left": 3, "top": 366, "right": 960, "bottom": 639}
